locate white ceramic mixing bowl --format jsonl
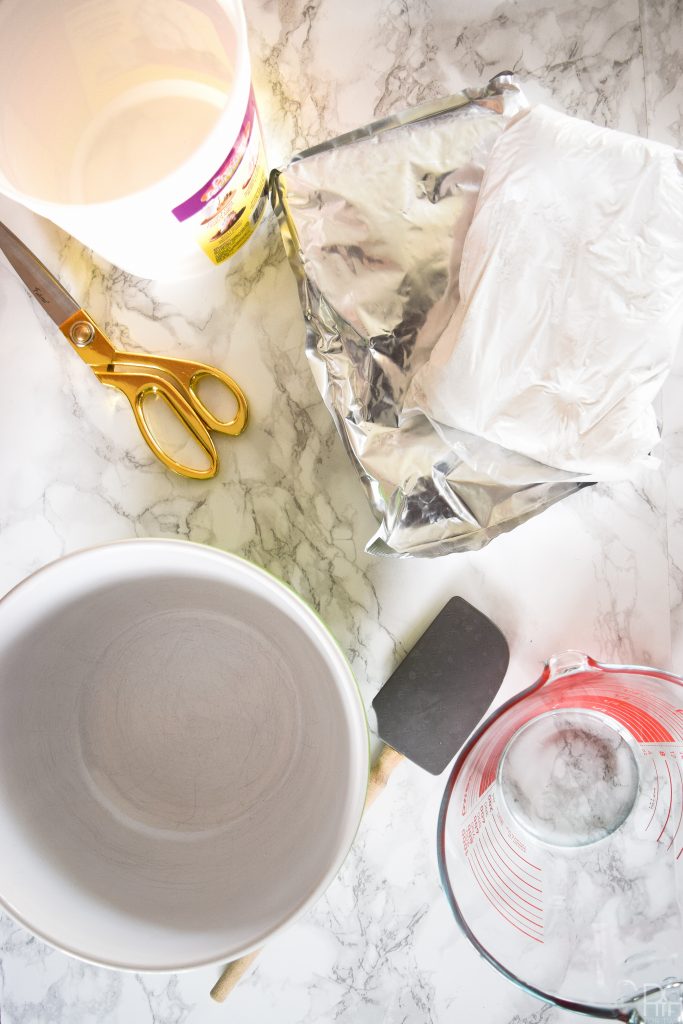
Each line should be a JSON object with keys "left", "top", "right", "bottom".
{"left": 0, "top": 540, "right": 368, "bottom": 970}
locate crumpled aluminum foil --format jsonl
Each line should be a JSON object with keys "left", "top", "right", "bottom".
{"left": 271, "top": 73, "right": 585, "bottom": 557}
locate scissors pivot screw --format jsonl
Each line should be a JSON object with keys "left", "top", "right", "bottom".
{"left": 70, "top": 321, "right": 95, "bottom": 348}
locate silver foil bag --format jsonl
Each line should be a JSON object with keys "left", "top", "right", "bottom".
{"left": 271, "top": 74, "right": 584, "bottom": 557}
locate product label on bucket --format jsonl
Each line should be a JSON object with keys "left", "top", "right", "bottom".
{"left": 172, "top": 88, "right": 268, "bottom": 264}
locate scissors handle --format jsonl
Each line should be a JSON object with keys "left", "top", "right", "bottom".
{"left": 58, "top": 309, "right": 248, "bottom": 480}
{"left": 96, "top": 368, "right": 220, "bottom": 480}
{"left": 109, "top": 351, "right": 248, "bottom": 437}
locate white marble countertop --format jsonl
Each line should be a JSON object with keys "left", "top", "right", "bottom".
{"left": 0, "top": 0, "right": 682, "bottom": 1021}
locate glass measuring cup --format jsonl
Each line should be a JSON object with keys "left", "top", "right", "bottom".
{"left": 437, "top": 652, "right": 683, "bottom": 1023}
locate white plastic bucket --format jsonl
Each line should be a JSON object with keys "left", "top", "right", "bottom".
{"left": 0, "top": 540, "right": 369, "bottom": 970}
{"left": 0, "top": 0, "right": 269, "bottom": 279}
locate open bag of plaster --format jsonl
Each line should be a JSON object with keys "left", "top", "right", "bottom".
{"left": 272, "top": 74, "right": 683, "bottom": 556}
{"left": 405, "top": 104, "right": 683, "bottom": 479}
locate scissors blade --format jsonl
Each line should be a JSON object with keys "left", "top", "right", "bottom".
{"left": 0, "top": 220, "right": 80, "bottom": 326}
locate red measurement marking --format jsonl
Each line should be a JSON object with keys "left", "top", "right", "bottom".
{"left": 641, "top": 704, "right": 683, "bottom": 741}
{"left": 537, "top": 676, "right": 676, "bottom": 743}
{"left": 466, "top": 850, "right": 544, "bottom": 944}
{"left": 480, "top": 830, "right": 543, "bottom": 912}
{"left": 657, "top": 760, "right": 674, "bottom": 843}
{"left": 569, "top": 696, "right": 673, "bottom": 743}
{"left": 623, "top": 689, "right": 683, "bottom": 741}
{"left": 610, "top": 700, "right": 661, "bottom": 741}
{"left": 478, "top": 739, "right": 504, "bottom": 799}
{"left": 628, "top": 703, "right": 674, "bottom": 742}
{"left": 631, "top": 697, "right": 675, "bottom": 739}
{"left": 463, "top": 732, "right": 503, "bottom": 810}
{"left": 490, "top": 811, "right": 541, "bottom": 873}
{"left": 471, "top": 847, "right": 543, "bottom": 930}
{"left": 646, "top": 760, "right": 661, "bottom": 831}
{"left": 477, "top": 841, "right": 543, "bottom": 919}
{"left": 591, "top": 700, "right": 641, "bottom": 734}
{"left": 669, "top": 759, "right": 683, "bottom": 851}
{"left": 470, "top": 846, "right": 544, "bottom": 940}
{"left": 477, "top": 745, "right": 500, "bottom": 803}
{"left": 483, "top": 823, "right": 543, "bottom": 894}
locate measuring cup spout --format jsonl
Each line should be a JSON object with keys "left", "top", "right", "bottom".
{"left": 544, "top": 651, "right": 595, "bottom": 684}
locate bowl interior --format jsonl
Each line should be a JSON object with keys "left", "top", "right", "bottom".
{"left": 0, "top": 543, "right": 367, "bottom": 969}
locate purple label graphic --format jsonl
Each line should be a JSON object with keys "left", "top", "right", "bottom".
{"left": 172, "top": 88, "right": 256, "bottom": 223}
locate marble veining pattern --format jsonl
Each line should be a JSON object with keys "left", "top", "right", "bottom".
{"left": 0, "top": 0, "right": 682, "bottom": 1021}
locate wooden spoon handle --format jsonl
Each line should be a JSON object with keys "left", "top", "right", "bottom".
{"left": 210, "top": 948, "right": 262, "bottom": 1002}
{"left": 364, "top": 744, "right": 404, "bottom": 810}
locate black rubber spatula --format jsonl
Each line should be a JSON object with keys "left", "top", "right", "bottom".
{"left": 366, "top": 596, "right": 509, "bottom": 806}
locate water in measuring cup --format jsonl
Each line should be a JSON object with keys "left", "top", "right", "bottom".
{"left": 498, "top": 709, "right": 640, "bottom": 847}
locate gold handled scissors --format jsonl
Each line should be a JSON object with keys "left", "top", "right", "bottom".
{"left": 0, "top": 221, "right": 248, "bottom": 479}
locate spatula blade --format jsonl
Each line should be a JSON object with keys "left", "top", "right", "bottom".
{"left": 372, "top": 597, "right": 509, "bottom": 775}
